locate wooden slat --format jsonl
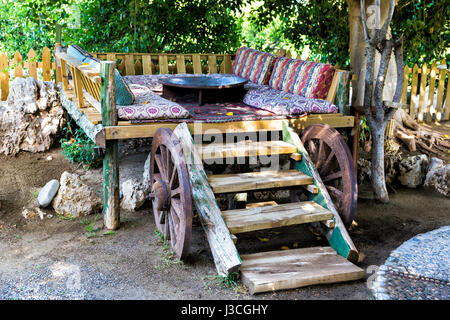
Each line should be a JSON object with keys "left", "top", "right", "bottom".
{"left": 0, "top": 52, "right": 9, "bottom": 101}
{"left": 435, "top": 60, "right": 446, "bottom": 121}
{"left": 208, "top": 55, "right": 217, "bottom": 74}
{"left": 426, "top": 62, "right": 438, "bottom": 123}
{"left": 222, "top": 201, "right": 333, "bottom": 234}
{"left": 176, "top": 54, "right": 186, "bottom": 74}
{"left": 445, "top": 68, "right": 450, "bottom": 121}
{"left": 208, "top": 169, "right": 314, "bottom": 194}
{"left": 124, "top": 54, "right": 135, "bottom": 76}
{"left": 173, "top": 123, "right": 241, "bottom": 276}
{"left": 106, "top": 54, "right": 116, "bottom": 63}
{"left": 192, "top": 54, "right": 202, "bottom": 74}
{"left": 400, "top": 66, "right": 410, "bottom": 104}
{"left": 134, "top": 59, "right": 142, "bottom": 75}
{"left": 72, "top": 67, "right": 84, "bottom": 109}
{"left": 142, "top": 55, "right": 153, "bottom": 75}
{"left": 417, "top": 63, "right": 428, "bottom": 122}
{"left": 42, "top": 46, "right": 52, "bottom": 81}
{"left": 223, "top": 55, "right": 233, "bottom": 74}
{"left": 159, "top": 55, "right": 169, "bottom": 74}
{"left": 198, "top": 140, "right": 297, "bottom": 160}
{"left": 410, "top": 64, "right": 419, "bottom": 117}
{"left": 27, "top": 49, "right": 37, "bottom": 79}
{"left": 14, "top": 51, "right": 23, "bottom": 77}
{"left": 303, "top": 184, "right": 319, "bottom": 194}
{"left": 60, "top": 58, "right": 69, "bottom": 91}
{"left": 240, "top": 247, "right": 365, "bottom": 294}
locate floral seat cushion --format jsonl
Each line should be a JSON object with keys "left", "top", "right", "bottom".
{"left": 117, "top": 82, "right": 190, "bottom": 120}
{"left": 243, "top": 87, "right": 337, "bottom": 115}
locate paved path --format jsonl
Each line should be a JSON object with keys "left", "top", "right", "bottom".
{"left": 371, "top": 225, "right": 449, "bottom": 300}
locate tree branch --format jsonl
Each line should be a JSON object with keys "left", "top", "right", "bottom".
{"left": 360, "top": 0, "right": 370, "bottom": 41}
{"left": 374, "top": 39, "right": 393, "bottom": 121}
{"left": 379, "top": 0, "right": 395, "bottom": 40}
{"left": 392, "top": 35, "right": 404, "bottom": 103}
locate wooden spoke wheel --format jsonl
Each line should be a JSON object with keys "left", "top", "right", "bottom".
{"left": 150, "top": 127, "right": 192, "bottom": 259}
{"left": 301, "top": 124, "right": 358, "bottom": 229}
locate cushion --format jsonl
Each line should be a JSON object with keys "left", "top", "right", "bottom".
{"left": 269, "top": 57, "right": 335, "bottom": 100}
{"left": 67, "top": 45, "right": 135, "bottom": 105}
{"left": 243, "top": 87, "right": 337, "bottom": 116}
{"left": 232, "top": 47, "right": 277, "bottom": 85}
{"left": 117, "top": 83, "right": 190, "bottom": 120}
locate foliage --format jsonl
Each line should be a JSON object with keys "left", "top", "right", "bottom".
{"left": 60, "top": 119, "right": 101, "bottom": 169}
{"left": 203, "top": 272, "right": 240, "bottom": 290}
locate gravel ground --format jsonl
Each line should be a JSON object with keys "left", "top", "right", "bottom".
{"left": 371, "top": 226, "right": 450, "bottom": 300}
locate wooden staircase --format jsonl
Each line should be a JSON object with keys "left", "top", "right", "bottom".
{"left": 173, "top": 122, "right": 364, "bottom": 294}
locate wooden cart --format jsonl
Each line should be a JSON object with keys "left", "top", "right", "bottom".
{"left": 55, "top": 45, "right": 364, "bottom": 294}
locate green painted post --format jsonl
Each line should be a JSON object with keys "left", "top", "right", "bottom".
{"left": 100, "top": 61, "right": 120, "bottom": 230}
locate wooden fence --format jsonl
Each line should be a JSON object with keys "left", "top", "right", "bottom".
{"left": 0, "top": 49, "right": 235, "bottom": 101}
{"left": 0, "top": 47, "right": 57, "bottom": 101}
{"left": 400, "top": 60, "right": 449, "bottom": 122}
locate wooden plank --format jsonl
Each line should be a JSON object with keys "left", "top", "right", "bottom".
{"left": 176, "top": 55, "right": 186, "bottom": 74}
{"left": 103, "top": 115, "right": 354, "bottom": 141}
{"left": 325, "top": 70, "right": 340, "bottom": 103}
{"left": 27, "top": 49, "right": 38, "bottom": 79}
{"left": 445, "top": 67, "right": 450, "bottom": 121}
{"left": 246, "top": 201, "right": 278, "bottom": 209}
{"left": 400, "top": 66, "right": 410, "bottom": 104}
{"left": 60, "top": 59, "right": 69, "bottom": 91}
{"left": 134, "top": 59, "right": 143, "bottom": 75}
{"left": 426, "top": 62, "right": 438, "bottom": 123}
{"left": 282, "top": 120, "right": 359, "bottom": 263}
{"left": 198, "top": 140, "right": 297, "bottom": 161}
{"left": 222, "top": 201, "right": 333, "bottom": 234}
{"left": 303, "top": 184, "right": 319, "bottom": 194}
{"left": 124, "top": 54, "right": 135, "bottom": 76}
{"left": 208, "top": 169, "right": 314, "bottom": 194}
{"left": 158, "top": 55, "right": 169, "bottom": 74}
{"left": 0, "top": 52, "right": 9, "bottom": 101}
{"left": 173, "top": 123, "right": 241, "bottom": 276}
{"left": 54, "top": 44, "right": 62, "bottom": 84}
{"left": 240, "top": 246, "right": 365, "bottom": 294}
{"left": 142, "top": 55, "right": 153, "bottom": 75}
{"left": 192, "top": 54, "right": 202, "bottom": 74}
{"left": 223, "top": 55, "right": 233, "bottom": 74}
{"left": 100, "top": 61, "right": 120, "bottom": 230}
{"left": 290, "top": 152, "right": 302, "bottom": 161}
{"left": 72, "top": 67, "right": 85, "bottom": 109}
{"left": 14, "top": 51, "right": 23, "bottom": 78}
{"left": 208, "top": 55, "right": 217, "bottom": 74}
{"left": 410, "top": 64, "right": 419, "bottom": 117}
{"left": 435, "top": 60, "right": 446, "bottom": 121}
{"left": 42, "top": 46, "right": 52, "bottom": 81}
{"left": 417, "top": 63, "right": 428, "bottom": 122}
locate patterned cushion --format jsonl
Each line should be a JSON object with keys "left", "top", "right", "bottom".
{"left": 67, "top": 45, "right": 135, "bottom": 105}
{"left": 243, "top": 87, "right": 337, "bottom": 116}
{"left": 232, "top": 47, "right": 277, "bottom": 85}
{"left": 117, "top": 83, "right": 190, "bottom": 120}
{"left": 269, "top": 57, "right": 335, "bottom": 100}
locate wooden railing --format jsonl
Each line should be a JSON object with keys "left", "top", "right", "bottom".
{"left": 0, "top": 47, "right": 57, "bottom": 101}
{"left": 92, "top": 52, "right": 235, "bottom": 76}
{"left": 400, "top": 60, "right": 449, "bottom": 122}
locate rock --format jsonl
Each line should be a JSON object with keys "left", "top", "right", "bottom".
{"left": 37, "top": 179, "right": 60, "bottom": 208}
{"left": 398, "top": 154, "right": 429, "bottom": 188}
{"left": 52, "top": 172, "right": 102, "bottom": 218}
{"left": 424, "top": 161, "right": 450, "bottom": 197}
{"left": 120, "top": 179, "right": 147, "bottom": 211}
{"left": 357, "top": 158, "right": 372, "bottom": 184}
{"left": 46, "top": 156, "right": 53, "bottom": 161}
{"left": 0, "top": 77, "right": 65, "bottom": 155}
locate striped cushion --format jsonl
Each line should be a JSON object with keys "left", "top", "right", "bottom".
{"left": 232, "top": 47, "right": 277, "bottom": 85}
{"left": 269, "top": 57, "right": 335, "bottom": 100}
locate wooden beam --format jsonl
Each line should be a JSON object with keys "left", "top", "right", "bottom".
{"left": 173, "top": 123, "right": 241, "bottom": 276}
{"left": 282, "top": 120, "right": 359, "bottom": 263}
{"left": 101, "top": 61, "right": 120, "bottom": 230}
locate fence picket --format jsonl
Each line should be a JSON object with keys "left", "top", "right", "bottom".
{"left": 208, "top": 55, "right": 217, "bottom": 74}
{"left": 159, "top": 55, "right": 168, "bottom": 74}
{"left": 400, "top": 66, "right": 410, "bottom": 104}
{"left": 27, "top": 49, "right": 38, "bottom": 79}
{"left": 426, "top": 62, "right": 437, "bottom": 122}
{"left": 0, "top": 52, "right": 9, "bottom": 100}
{"left": 435, "top": 60, "right": 446, "bottom": 121}
{"left": 176, "top": 54, "right": 186, "bottom": 74}
{"left": 410, "top": 64, "right": 419, "bottom": 117}
{"left": 445, "top": 73, "right": 450, "bottom": 121}
{"left": 42, "top": 47, "right": 51, "bottom": 81}
{"left": 192, "top": 54, "right": 202, "bottom": 74}
{"left": 124, "top": 54, "right": 135, "bottom": 76}
{"left": 14, "top": 51, "right": 23, "bottom": 78}
{"left": 142, "top": 55, "right": 153, "bottom": 75}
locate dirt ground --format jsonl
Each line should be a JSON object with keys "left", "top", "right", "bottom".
{"left": 0, "top": 144, "right": 449, "bottom": 300}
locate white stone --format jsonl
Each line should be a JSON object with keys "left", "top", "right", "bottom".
{"left": 424, "top": 163, "right": 450, "bottom": 197}
{"left": 398, "top": 154, "right": 429, "bottom": 188}
{"left": 120, "top": 179, "right": 147, "bottom": 211}
{"left": 52, "top": 172, "right": 102, "bottom": 218}
{"left": 37, "top": 179, "right": 60, "bottom": 207}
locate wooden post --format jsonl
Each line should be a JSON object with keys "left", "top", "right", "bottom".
{"left": 101, "top": 61, "right": 120, "bottom": 230}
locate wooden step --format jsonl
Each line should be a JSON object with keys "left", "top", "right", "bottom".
{"left": 222, "top": 201, "right": 333, "bottom": 234}
{"left": 198, "top": 140, "right": 297, "bottom": 161}
{"left": 208, "top": 169, "right": 314, "bottom": 194}
{"left": 240, "top": 247, "right": 365, "bottom": 294}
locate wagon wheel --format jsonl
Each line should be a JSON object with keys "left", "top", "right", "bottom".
{"left": 150, "top": 127, "right": 192, "bottom": 259}
{"left": 301, "top": 124, "right": 358, "bottom": 229}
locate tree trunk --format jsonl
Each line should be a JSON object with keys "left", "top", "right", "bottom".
{"left": 371, "top": 126, "right": 389, "bottom": 202}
